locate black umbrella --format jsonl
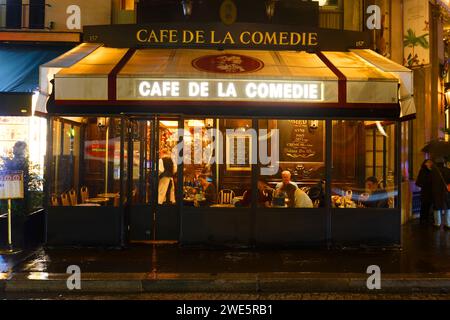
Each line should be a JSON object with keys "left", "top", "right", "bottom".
{"left": 421, "top": 139, "right": 450, "bottom": 158}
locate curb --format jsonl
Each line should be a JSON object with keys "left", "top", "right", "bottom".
{"left": 2, "top": 274, "right": 450, "bottom": 294}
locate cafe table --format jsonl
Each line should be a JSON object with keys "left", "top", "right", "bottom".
{"left": 85, "top": 197, "right": 109, "bottom": 205}
{"left": 97, "top": 193, "right": 119, "bottom": 198}
{"left": 210, "top": 204, "right": 235, "bottom": 208}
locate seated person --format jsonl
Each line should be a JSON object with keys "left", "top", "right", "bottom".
{"left": 359, "top": 176, "right": 389, "bottom": 208}
{"left": 274, "top": 171, "right": 298, "bottom": 208}
{"left": 198, "top": 174, "right": 217, "bottom": 206}
{"left": 294, "top": 188, "right": 313, "bottom": 208}
{"left": 239, "top": 178, "right": 274, "bottom": 207}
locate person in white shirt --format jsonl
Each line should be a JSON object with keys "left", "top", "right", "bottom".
{"left": 158, "top": 148, "right": 177, "bottom": 205}
{"left": 275, "top": 170, "right": 313, "bottom": 208}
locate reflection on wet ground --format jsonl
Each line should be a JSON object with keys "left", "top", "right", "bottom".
{"left": 6, "top": 221, "right": 450, "bottom": 275}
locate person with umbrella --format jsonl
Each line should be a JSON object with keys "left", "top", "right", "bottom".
{"left": 430, "top": 157, "right": 450, "bottom": 230}
{"left": 416, "top": 159, "right": 434, "bottom": 225}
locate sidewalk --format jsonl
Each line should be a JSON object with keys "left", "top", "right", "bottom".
{"left": 1, "top": 221, "right": 450, "bottom": 294}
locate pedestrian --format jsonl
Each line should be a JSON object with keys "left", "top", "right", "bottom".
{"left": 415, "top": 159, "right": 434, "bottom": 225}
{"left": 430, "top": 158, "right": 450, "bottom": 230}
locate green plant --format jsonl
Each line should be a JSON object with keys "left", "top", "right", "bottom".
{"left": 0, "top": 141, "right": 44, "bottom": 217}
{"left": 403, "top": 28, "right": 429, "bottom": 67}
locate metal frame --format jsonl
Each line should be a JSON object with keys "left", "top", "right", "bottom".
{"left": 44, "top": 113, "right": 402, "bottom": 247}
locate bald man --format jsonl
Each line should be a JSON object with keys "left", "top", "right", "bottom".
{"left": 275, "top": 171, "right": 298, "bottom": 208}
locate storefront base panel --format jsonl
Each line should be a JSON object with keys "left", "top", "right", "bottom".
{"left": 331, "top": 209, "right": 401, "bottom": 247}
{"left": 129, "top": 205, "right": 154, "bottom": 241}
{"left": 46, "top": 207, "right": 122, "bottom": 246}
{"left": 180, "top": 208, "right": 252, "bottom": 246}
{"left": 255, "top": 209, "right": 327, "bottom": 246}
{"left": 155, "top": 206, "right": 180, "bottom": 241}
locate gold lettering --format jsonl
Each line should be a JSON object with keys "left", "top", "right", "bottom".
{"left": 239, "top": 31, "right": 251, "bottom": 45}
{"left": 210, "top": 31, "right": 221, "bottom": 44}
{"left": 263, "top": 32, "right": 277, "bottom": 45}
{"left": 308, "top": 32, "right": 318, "bottom": 46}
{"left": 252, "top": 32, "right": 263, "bottom": 45}
{"left": 279, "top": 32, "right": 289, "bottom": 45}
{"left": 223, "top": 31, "right": 235, "bottom": 44}
{"left": 136, "top": 29, "right": 148, "bottom": 43}
{"left": 169, "top": 30, "right": 178, "bottom": 43}
{"left": 183, "top": 30, "right": 194, "bottom": 43}
{"left": 148, "top": 30, "right": 159, "bottom": 43}
{"left": 160, "top": 29, "right": 169, "bottom": 42}
{"left": 290, "top": 32, "right": 301, "bottom": 46}
{"left": 196, "top": 30, "right": 205, "bottom": 43}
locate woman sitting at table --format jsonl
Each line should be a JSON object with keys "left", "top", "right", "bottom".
{"left": 198, "top": 174, "right": 217, "bottom": 207}
{"left": 238, "top": 178, "right": 274, "bottom": 207}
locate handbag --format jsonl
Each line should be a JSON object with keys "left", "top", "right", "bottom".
{"left": 435, "top": 167, "right": 450, "bottom": 193}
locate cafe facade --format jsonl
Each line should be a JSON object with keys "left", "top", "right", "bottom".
{"left": 42, "top": 22, "right": 415, "bottom": 248}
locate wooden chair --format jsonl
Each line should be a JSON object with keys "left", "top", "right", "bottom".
{"left": 80, "top": 186, "right": 89, "bottom": 203}
{"left": 60, "top": 193, "right": 70, "bottom": 206}
{"left": 113, "top": 194, "right": 120, "bottom": 207}
{"left": 218, "top": 189, "right": 235, "bottom": 204}
{"left": 68, "top": 189, "right": 78, "bottom": 206}
{"left": 50, "top": 195, "right": 59, "bottom": 206}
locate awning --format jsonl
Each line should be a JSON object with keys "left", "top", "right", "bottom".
{"left": 350, "top": 49, "right": 415, "bottom": 120}
{"left": 50, "top": 44, "right": 412, "bottom": 119}
{"left": 0, "top": 44, "right": 74, "bottom": 116}
{"left": 37, "top": 43, "right": 103, "bottom": 114}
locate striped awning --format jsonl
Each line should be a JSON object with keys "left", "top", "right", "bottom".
{"left": 47, "top": 44, "right": 414, "bottom": 119}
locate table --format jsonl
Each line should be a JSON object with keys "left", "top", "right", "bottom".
{"left": 85, "top": 197, "right": 109, "bottom": 205}
{"left": 97, "top": 193, "right": 119, "bottom": 198}
{"left": 210, "top": 204, "right": 235, "bottom": 208}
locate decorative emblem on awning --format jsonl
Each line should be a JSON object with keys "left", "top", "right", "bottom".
{"left": 192, "top": 54, "right": 264, "bottom": 74}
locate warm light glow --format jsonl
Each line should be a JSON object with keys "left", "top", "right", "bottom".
{"left": 137, "top": 80, "right": 324, "bottom": 102}
{"left": 121, "top": 0, "right": 135, "bottom": 11}
{"left": 160, "top": 120, "right": 178, "bottom": 128}
{"left": 187, "top": 120, "right": 205, "bottom": 127}
{"left": 312, "top": 0, "right": 328, "bottom": 6}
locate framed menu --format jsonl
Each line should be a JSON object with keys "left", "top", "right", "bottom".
{"left": 278, "top": 120, "right": 325, "bottom": 163}
{"left": 225, "top": 132, "right": 252, "bottom": 171}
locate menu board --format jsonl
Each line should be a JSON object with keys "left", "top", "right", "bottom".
{"left": 278, "top": 120, "right": 324, "bottom": 163}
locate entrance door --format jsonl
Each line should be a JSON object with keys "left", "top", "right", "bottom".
{"left": 127, "top": 116, "right": 180, "bottom": 242}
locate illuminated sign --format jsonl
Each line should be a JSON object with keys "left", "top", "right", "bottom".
{"left": 129, "top": 79, "right": 324, "bottom": 102}
{"left": 84, "top": 23, "right": 370, "bottom": 51}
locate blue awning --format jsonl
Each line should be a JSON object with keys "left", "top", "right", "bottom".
{"left": 0, "top": 44, "right": 73, "bottom": 93}
{"left": 0, "top": 44, "right": 73, "bottom": 116}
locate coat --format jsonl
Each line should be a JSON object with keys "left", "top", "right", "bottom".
{"left": 430, "top": 165, "right": 450, "bottom": 210}
{"left": 416, "top": 167, "right": 433, "bottom": 202}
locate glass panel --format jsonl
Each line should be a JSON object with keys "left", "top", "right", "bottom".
{"left": 130, "top": 119, "right": 153, "bottom": 205}
{"left": 158, "top": 120, "right": 179, "bottom": 206}
{"left": 49, "top": 117, "right": 124, "bottom": 207}
{"left": 182, "top": 118, "right": 252, "bottom": 208}
{"left": 331, "top": 120, "right": 397, "bottom": 209}
{"left": 258, "top": 119, "right": 326, "bottom": 208}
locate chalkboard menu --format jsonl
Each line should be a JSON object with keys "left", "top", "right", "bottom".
{"left": 278, "top": 120, "right": 324, "bottom": 163}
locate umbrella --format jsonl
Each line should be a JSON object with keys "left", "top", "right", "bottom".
{"left": 421, "top": 139, "right": 450, "bottom": 159}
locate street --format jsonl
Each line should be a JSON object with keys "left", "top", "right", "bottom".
{"left": 2, "top": 292, "right": 450, "bottom": 300}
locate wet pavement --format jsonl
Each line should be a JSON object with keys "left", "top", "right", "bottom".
{"left": 5, "top": 220, "right": 450, "bottom": 275}
{"left": 3, "top": 292, "right": 450, "bottom": 300}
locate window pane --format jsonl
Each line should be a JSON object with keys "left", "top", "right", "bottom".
{"left": 182, "top": 118, "right": 252, "bottom": 208}
{"left": 258, "top": 119, "right": 325, "bottom": 208}
{"left": 158, "top": 120, "right": 179, "bottom": 206}
{"left": 50, "top": 117, "right": 124, "bottom": 207}
{"left": 331, "top": 120, "right": 397, "bottom": 209}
